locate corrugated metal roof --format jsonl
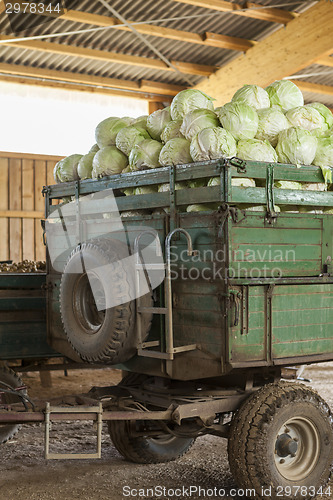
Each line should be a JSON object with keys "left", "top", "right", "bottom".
{"left": 0, "top": 0, "right": 331, "bottom": 104}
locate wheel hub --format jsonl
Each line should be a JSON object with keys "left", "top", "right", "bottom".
{"left": 275, "top": 433, "right": 298, "bottom": 457}
{"left": 274, "top": 417, "right": 320, "bottom": 481}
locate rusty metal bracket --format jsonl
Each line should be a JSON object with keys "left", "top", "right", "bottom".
{"left": 42, "top": 186, "right": 50, "bottom": 198}
{"left": 218, "top": 205, "right": 239, "bottom": 238}
{"left": 229, "top": 290, "right": 242, "bottom": 327}
{"left": 265, "top": 164, "right": 278, "bottom": 223}
{"left": 226, "top": 157, "right": 247, "bottom": 174}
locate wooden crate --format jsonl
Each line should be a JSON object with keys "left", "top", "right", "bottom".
{"left": 0, "top": 151, "right": 63, "bottom": 262}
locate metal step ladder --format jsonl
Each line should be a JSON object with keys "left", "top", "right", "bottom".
{"left": 134, "top": 228, "right": 198, "bottom": 360}
{"left": 44, "top": 402, "right": 103, "bottom": 460}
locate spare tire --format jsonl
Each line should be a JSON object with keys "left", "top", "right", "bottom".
{"left": 60, "top": 238, "right": 152, "bottom": 364}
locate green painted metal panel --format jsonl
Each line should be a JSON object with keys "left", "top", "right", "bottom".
{"left": 0, "top": 322, "right": 57, "bottom": 359}
{"left": 273, "top": 308, "right": 333, "bottom": 328}
{"left": 0, "top": 273, "right": 46, "bottom": 288}
{"left": 273, "top": 323, "right": 333, "bottom": 342}
{"left": 228, "top": 286, "right": 267, "bottom": 364}
{"left": 0, "top": 298, "right": 46, "bottom": 310}
{"left": 232, "top": 244, "right": 321, "bottom": 262}
{"left": 232, "top": 226, "right": 321, "bottom": 245}
{"left": 272, "top": 339, "right": 333, "bottom": 358}
{"left": 0, "top": 272, "right": 57, "bottom": 360}
{"left": 271, "top": 284, "right": 333, "bottom": 359}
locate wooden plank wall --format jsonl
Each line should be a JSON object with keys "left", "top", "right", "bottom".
{"left": 0, "top": 152, "right": 63, "bottom": 262}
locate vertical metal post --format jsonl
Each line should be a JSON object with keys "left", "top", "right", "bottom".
{"left": 75, "top": 181, "right": 82, "bottom": 245}
{"left": 96, "top": 402, "right": 103, "bottom": 458}
{"left": 169, "top": 165, "right": 176, "bottom": 233}
{"left": 44, "top": 402, "right": 50, "bottom": 459}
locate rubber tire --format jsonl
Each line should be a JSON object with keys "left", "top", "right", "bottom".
{"left": 60, "top": 238, "right": 152, "bottom": 364}
{"left": 108, "top": 373, "right": 195, "bottom": 464}
{"left": 0, "top": 366, "right": 24, "bottom": 444}
{"left": 228, "top": 381, "right": 333, "bottom": 500}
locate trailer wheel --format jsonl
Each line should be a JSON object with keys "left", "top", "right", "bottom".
{"left": 60, "top": 239, "right": 152, "bottom": 364}
{"left": 0, "top": 366, "right": 25, "bottom": 444}
{"left": 228, "top": 382, "right": 333, "bottom": 500}
{"left": 108, "top": 373, "right": 194, "bottom": 463}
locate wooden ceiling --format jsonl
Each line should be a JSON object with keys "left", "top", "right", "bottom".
{"left": 0, "top": 0, "right": 332, "bottom": 106}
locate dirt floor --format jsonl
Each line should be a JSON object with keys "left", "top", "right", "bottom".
{"left": 1, "top": 363, "right": 333, "bottom": 500}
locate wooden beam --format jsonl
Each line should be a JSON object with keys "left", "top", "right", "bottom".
{"left": 148, "top": 102, "right": 165, "bottom": 114}
{"left": 315, "top": 55, "right": 333, "bottom": 68}
{"left": 173, "top": 0, "right": 297, "bottom": 24}
{"left": 140, "top": 80, "right": 186, "bottom": 95}
{"left": 195, "top": 2, "right": 333, "bottom": 105}
{"left": 0, "top": 35, "right": 217, "bottom": 76}
{"left": 0, "top": 151, "right": 63, "bottom": 161}
{"left": 0, "top": 210, "right": 44, "bottom": 219}
{"left": 0, "top": 63, "right": 185, "bottom": 97}
{"left": 290, "top": 80, "right": 333, "bottom": 96}
{"left": 60, "top": 9, "right": 256, "bottom": 52}
{"left": 204, "top": 32, "right": 256, "bottom": 51}
{"left": 0, "top": 74, "right": 175, "bottom": 102}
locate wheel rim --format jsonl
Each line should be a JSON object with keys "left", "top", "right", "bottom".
{"left": 274, "top": 416, "right": 320, "bottom": 481}
{"left": 73, "top": 272, "right": 106, "bottom": 334}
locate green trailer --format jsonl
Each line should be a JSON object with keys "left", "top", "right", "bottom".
{"left": 2, "top": 158, "right": 333, "bottom": 499}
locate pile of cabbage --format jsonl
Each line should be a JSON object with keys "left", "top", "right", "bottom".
{"left": 53, "top": 80, "right": 333, "bottom": 214}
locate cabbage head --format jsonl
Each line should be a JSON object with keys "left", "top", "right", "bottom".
{"left": 115, "top": 126, "right": 151, "bottom": 156}
{"left": 180, "top": 109, "right": 219, "bottom": 141}
{"left": 256, "top": 108, "right": 290, "bottom": 146}
{"left": 158, "top": 182, "right": 186, "bottom": 192}
{"left": 95, "top": 117, "right": 132, "bottom": 148}
{"left": 313, "top": 136, "right": 333, "bottom": 167}
{"left": 170, "top": 89, "right": 214, "bottom": 120}
{"left": 217, "top": 102, "right": 259, "bottom": 141}
{"left": 301, "top": 182, "right": 326, "bottom": 192}
{"left": 132, "top": 115, "right": 148, "bottom": 130}
{"left": 92, "top": 146, "right": 128, "bottom": 178}
{"left": 121, "top": 210, "right": 146, "bottom": 217}
{"left": 186, "top": 204, "right": 215, "bottom": 212}
{"left": 285, "top": 106, "right": 324, "bottom": 133}
{"left": 190, "top": 127, "right": 236, "bottom": 162}
{"left": 159, "top": 138, "right": 193, "bottom": 166}
{"left": 208, "top": 177, "right": 256, "bottom": 188}
{"left": 188, "top": 179, "right": 207, "bottom": 188}
{"left": 265, "top": 80, "right": 304, "bottom": 112}
{"left": 54, "top": 154, "right": 82, "bottom": 183}
{"left": 231, "top": 84, "right": 270, "bottom": 110}
{"left": 306, "top": 103, "right": 333, "bottom": 134}
{"left": 77, "top": 152, "right": 95, "bottom": 180}
{"left": 134, "top": 185, "right": 158, "bottom": 195}
{"left": 324, "top": 128, "right": 333, "bottom": 137}
{"left": 129, "top": 139, "right": 163, "bottom": 171}
{"left": 53, "top": 161, "right": 61, "bottom": 183}
{"left": 276, "top": 127, "right": 317, "bottom": 165}
{"left": 274, "top": 180, "right": 302, "bottom": 190}
{"left": 89, "top": 143, "right": 100, "bottom": 154}
{"left": 161, "top": 120, "right": 185, "bottom": 143}
{"left": 237, "top": 139, "right": 278, "bottom": 163}
{"left": 146, "top": 107, "right": 171, "bottom": 140}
